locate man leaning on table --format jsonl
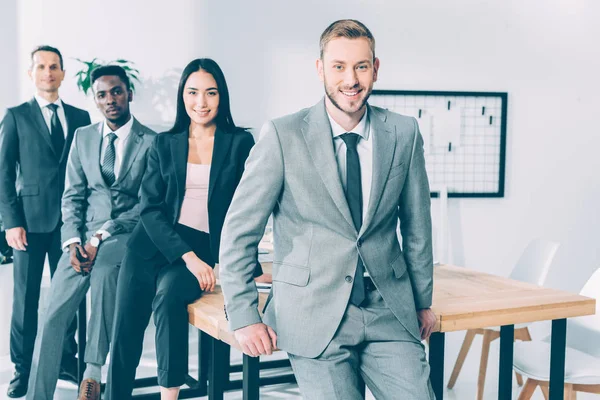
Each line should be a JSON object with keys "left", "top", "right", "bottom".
{"left": 219, "top": 19, "right": 437, "bottom": 399}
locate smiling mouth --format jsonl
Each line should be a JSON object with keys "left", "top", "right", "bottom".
{"left": 195, "top": 110, "right": 210, "bottom": 116}
{"left": 341, "top": 89, "right": 362, "bottom": 98}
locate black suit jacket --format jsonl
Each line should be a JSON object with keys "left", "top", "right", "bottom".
{"left": 128, "top": 128, "right": 259, "bottom": 269}
{"left": 0, "top": 98, "right": 91, "bottom": 233}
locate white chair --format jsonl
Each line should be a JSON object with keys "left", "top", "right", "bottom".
{"left": 514, "top": 267, "right": 600, "bottom": 400}
{"left": 447, "top": 238, "right": 560, "bottom": 400}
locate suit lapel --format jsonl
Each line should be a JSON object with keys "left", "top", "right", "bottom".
{"left": 360, "top": 106, "right": 397, "bottom": 236}
{"left": 27, "top": 98, "right": 58, "bottom": 157}
{"left": 302, "top": 99, "right": 355, "bottom": 233}
{"left": 115, "top": 118, "right": 143, "bottom": 185}
{"left": 208, "top": 129, "right": 232, "bottom": 205}
{"left": 85, "top": 123, "right": 105, "bottom": 186}
{"left": 171, "top": 132, "right": 189, "bottom": 212}
{"left": 61, "top": 104, "right": 78, "bottom": 161}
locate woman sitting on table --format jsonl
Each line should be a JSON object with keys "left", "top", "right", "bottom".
{"left": 105, "top": 58, "right": 270, "bottom": 400}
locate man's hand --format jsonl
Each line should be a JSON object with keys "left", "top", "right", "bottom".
{"left": 6, "top": 227, "right": 27, "bottom": 251}
{"left": 182, "top": 251, "right": 216, "bottom": 292}
{"left": 83, "top": 243, "right": 99, "bottom": 265}
{"left": 254, "top": 273, "right": 272, "bottom": 284}
{"left": 69, "top": 243, "right": 92, "bottom": 273}
{"left": 234, "top": 323, "right": 277, "bottom": 357}
{"left": 417, "top": 308, "right": 437, "bottom": 340}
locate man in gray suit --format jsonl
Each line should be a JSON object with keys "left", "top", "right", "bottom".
{"left": 0, "top": 45, "right": 91, "bottom": 398}
{"left": 220, "top": 20, "right": 437, "bottom": 399}
{"left": 28, "top": 65, "right": 156, "bottom": 400}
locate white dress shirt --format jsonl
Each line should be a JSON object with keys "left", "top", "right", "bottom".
{"left": 62, "top": 117, "right": 134, "bottom": 249}
{"left": 35, "top": 94, "right": 68, "bottom": 138}
{"left": 327, "top": 108, "right": 373, "bottom": 222}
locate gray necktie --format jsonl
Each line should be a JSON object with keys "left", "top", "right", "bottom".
{"left": 46, "top": 104, "right": 65, "bottom": 156}
{"left": 340, "top": 133, "right": 365, "bottom": 306}
{"left": 101, "top": 132, "right": 118, "bottom": 186}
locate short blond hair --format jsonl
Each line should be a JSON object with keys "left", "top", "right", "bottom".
{"left": 319, "top": 19, "right": 376, "bottom": 60}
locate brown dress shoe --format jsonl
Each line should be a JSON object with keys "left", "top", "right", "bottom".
{"left": 78, "top": 378, "right": 101, "bottom": 400}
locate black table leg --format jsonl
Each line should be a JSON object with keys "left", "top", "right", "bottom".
{"left": 549, "top": 319, "right": 567, "bottom": 400}
{"left": 429, "top": 332, "right": 445, "bottom": 400}
{"left": 208, "top": 337, "right": 228, "bottom": 400}
{"left": 77, "top": 299, "right": 87, "bottom": 384}
{"left": 498, "top": 325, "right": 514, "bottom": 400}
{"left": 197, "top": 331, "right": 210, "bottom": 394}
{"left": 242, "top": 354, "right": 260, "bottom": 400}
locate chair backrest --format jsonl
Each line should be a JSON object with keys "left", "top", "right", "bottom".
{"left": 566, "top": 267, "right": 600, "bottom": 357}
{"left": 509, "top": 238, "right": 560, "bottom": 286}
{"left": 573, "top": 267, "right": 600, "bottom": 331}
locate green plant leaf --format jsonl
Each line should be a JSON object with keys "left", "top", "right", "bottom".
{"left": 72, "top": 57, "right": 141, "bottom": 96}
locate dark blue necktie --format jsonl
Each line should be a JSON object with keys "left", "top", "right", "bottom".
{"left": 340, "top": 133, "right": 365, "bottom": 306}
{"left": 46, "top": 104, "right": 65, "bottom": 156}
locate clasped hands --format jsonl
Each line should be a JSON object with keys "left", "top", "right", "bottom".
{"left": 69, "top": 242, "right": 99, "bottom": 274}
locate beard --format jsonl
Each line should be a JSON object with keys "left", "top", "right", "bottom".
{"left": 324, "top": 80, "right": 372, "bottom": 115}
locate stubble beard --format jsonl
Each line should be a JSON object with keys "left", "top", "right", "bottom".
{"left": 324, "top": 81, "right": 372, "bottom": 116}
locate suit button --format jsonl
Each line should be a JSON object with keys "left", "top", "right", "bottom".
{"left": 345, "top": 275, "right": 353, "bottom": 283}
{"left": 357, "top": 239, "right": 363, "bottom": 247}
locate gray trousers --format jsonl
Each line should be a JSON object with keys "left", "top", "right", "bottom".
{"left": 288, "top": 289, "right": 435, "bottom": 400}
{"left": 27, "top": 234, "right": 128, "bottom": 400}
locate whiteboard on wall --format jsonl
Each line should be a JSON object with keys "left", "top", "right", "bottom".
{"left": 369, "top": 90, "right": 508, "bottom": 198}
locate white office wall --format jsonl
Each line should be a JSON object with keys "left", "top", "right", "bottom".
{"left": 10, "top": 0, "right": 600, "bottom": 292}
{"left": 0, "top": 0, "right": 18, "bottom": 113}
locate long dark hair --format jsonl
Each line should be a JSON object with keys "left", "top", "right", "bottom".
{"left": 168, "top": 58, "right": 240, "bottom": 134}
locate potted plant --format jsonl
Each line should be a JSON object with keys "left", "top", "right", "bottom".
{"left": 74, "top": 58, "right": 141, "bottom": 95}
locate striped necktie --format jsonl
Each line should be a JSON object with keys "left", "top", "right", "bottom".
{"left": 101, "top": 132, "right": 118, "bottom": 186}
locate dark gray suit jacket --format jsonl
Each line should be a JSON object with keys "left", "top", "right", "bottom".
{"left": 0, "top": 98, "right": 91, "bottom": 233}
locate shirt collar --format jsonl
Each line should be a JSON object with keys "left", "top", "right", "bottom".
{"left": 35, "top": 94, "right": 63, "bottom": 110}
{"left": 103, "top": 116, "right": 134, "bottom": 141}
{"left": 327, "top": 108, "right": 370, "bottom": 141}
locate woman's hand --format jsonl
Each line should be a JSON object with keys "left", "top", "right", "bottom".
{"left": 182, "top": 251, "right": 216, "bottom": 292}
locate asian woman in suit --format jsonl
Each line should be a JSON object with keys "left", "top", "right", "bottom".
{"left": 105, "top": 58, "right": 270, "bottom": 400}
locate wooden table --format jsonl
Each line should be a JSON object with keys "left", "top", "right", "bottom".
{"left": 429, "top": 264, "right": 595, "bottom": 400}
{"left": 187, "top": 263, "right": 596, "bottom": 400}
{"left": 187, "top": 263, "right": 294, "bottom": 400}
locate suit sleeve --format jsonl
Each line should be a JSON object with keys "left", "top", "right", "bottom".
{"left": 61, "top": 129, "right": 88, "bottom": 244}
{"left": 138, "top": 137, "right": 192, "bottom": 264}
{"left": 398, "top": 117, "right": 434, "bottom": 310}
{"left": 220, "top": 121, "right": 284, "bottom": 331}
{"left": 235, "top": 132, "right": 263, "bottom": 278}
{"left": 0, "top": 110, "right": 24, "bottom": 229}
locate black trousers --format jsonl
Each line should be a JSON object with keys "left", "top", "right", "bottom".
{"left": 10, "top": 227, "right": 77, "bottom": 375}
{"left": 106, "top": 224, "right": 214, "bottom": 398}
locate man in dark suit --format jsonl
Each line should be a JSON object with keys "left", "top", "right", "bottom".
{"left": 0, "top": 45, "right": 91, "bottom": 398}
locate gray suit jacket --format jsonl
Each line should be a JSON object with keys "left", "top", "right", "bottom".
{"left": 61, "top": 117, "right": 156, "bottom": 244}
{"left": 219, "top": 99, "right": 433, "bottom": 358}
